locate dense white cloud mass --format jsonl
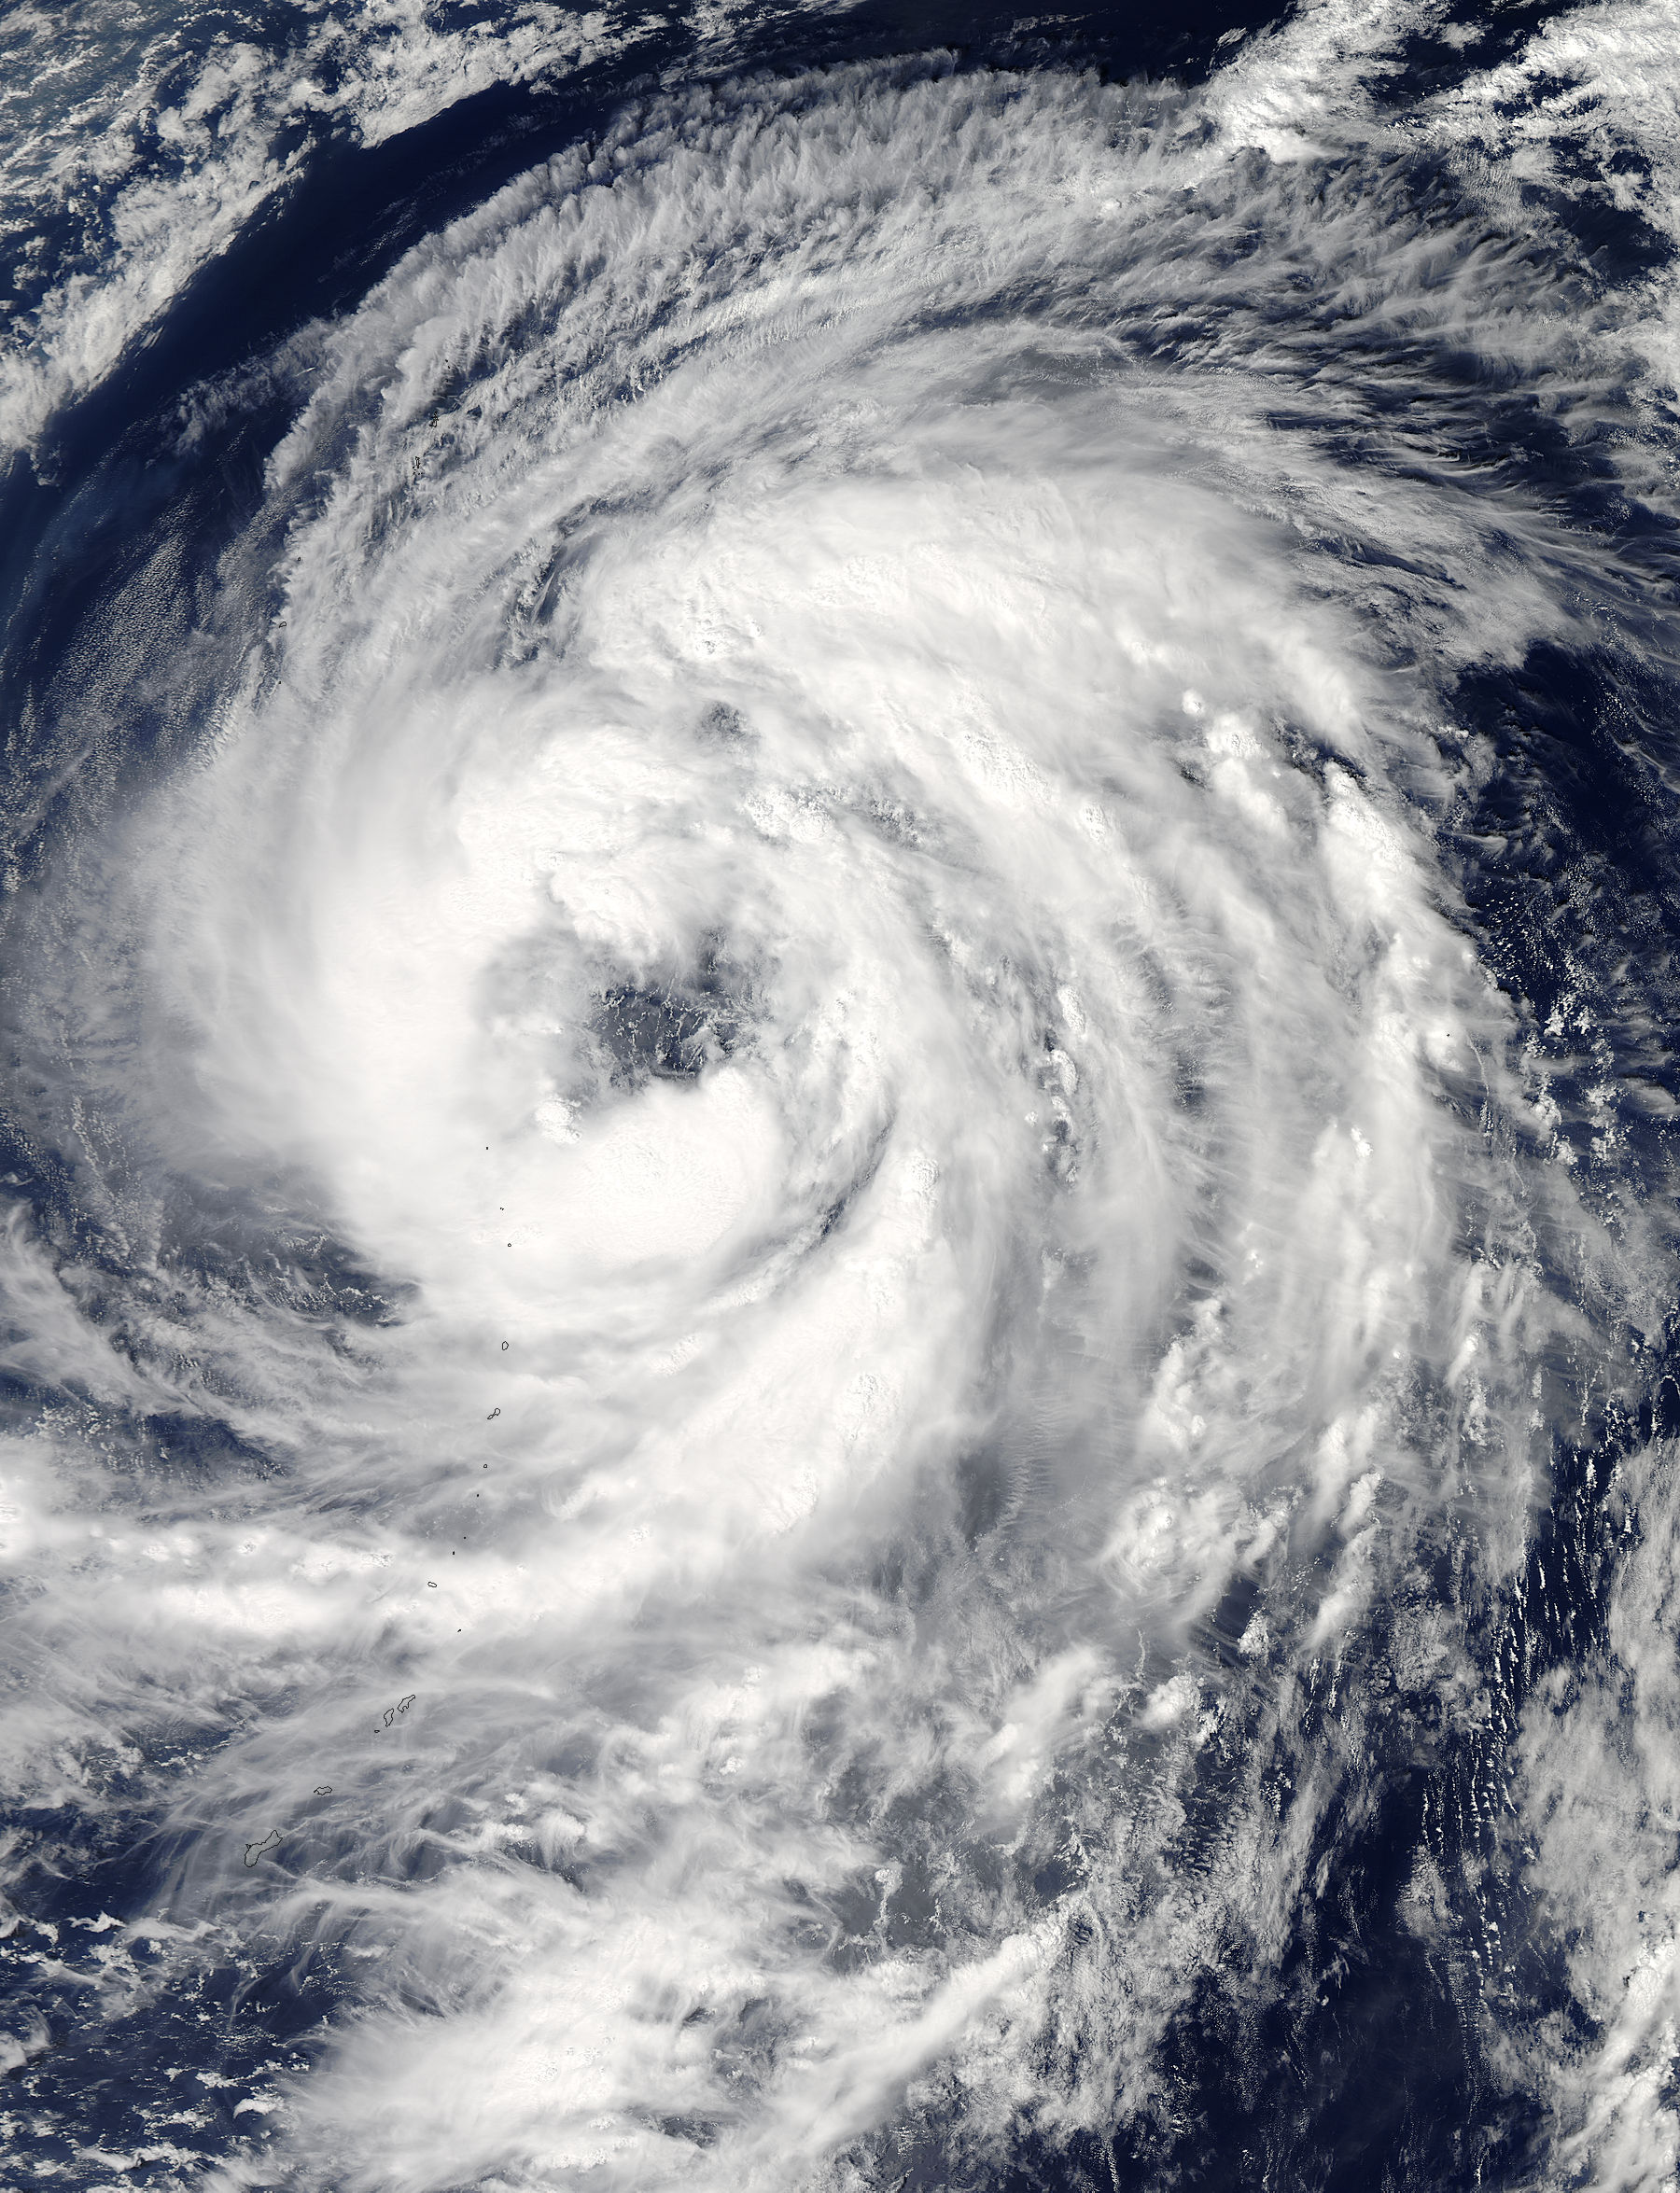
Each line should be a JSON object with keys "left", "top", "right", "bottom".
{"left": 7, "top": 5, "right": 1680, "bottom": 2189}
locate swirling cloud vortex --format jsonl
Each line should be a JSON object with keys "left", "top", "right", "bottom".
{"left": 5, "top": 49, "right": 1670, "bottom": 2193}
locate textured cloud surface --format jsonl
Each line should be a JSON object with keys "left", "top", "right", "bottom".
{"left": 6, "top": 6, "right": 1680, "bottom": 2189}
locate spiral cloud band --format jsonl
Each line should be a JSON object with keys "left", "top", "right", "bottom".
{"left": 6, "top": 7, "right": 1680, "bottom": 2189}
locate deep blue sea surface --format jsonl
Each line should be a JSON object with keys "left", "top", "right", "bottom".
{"left": 5, "top": 3, "right": 1680, "bottom": 2188}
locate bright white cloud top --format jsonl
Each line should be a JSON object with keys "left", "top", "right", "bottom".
{"left": 5, "top": 7, "right": 1680, "bottom": 2191}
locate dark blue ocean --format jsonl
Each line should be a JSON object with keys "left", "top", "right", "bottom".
{"left": 4, "top": 4, "right": 1680, "bottom": 2188}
